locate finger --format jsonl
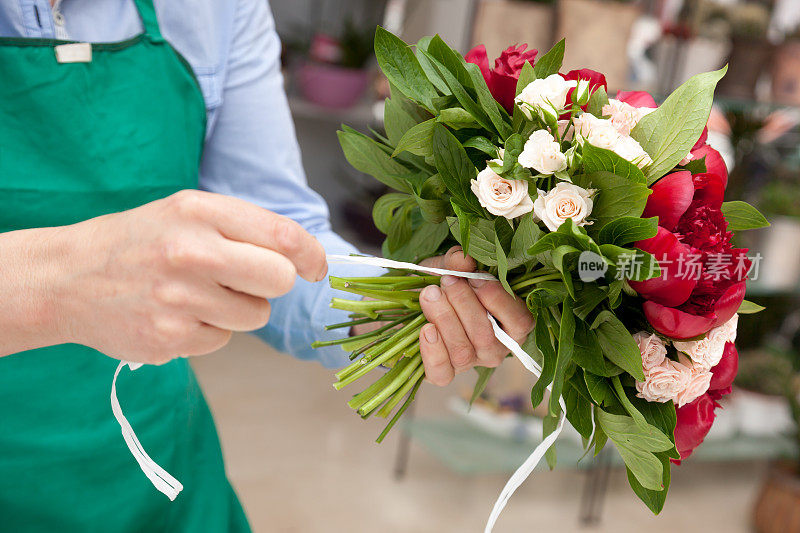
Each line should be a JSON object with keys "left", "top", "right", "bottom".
{"left": 420, "top": 285, "right": 476, "bottom": 373}
{"left": 469, "top": 278, "right": 535, "bottom": 342}
{"left": 442, "top": 246, "right": 477, "bottom": 273}
{"left": 170, "top": 190, "right": 327, "bottom": 282}
{"left": 194, "top": 286, "right": 272, "bottom": 332}
{"left": 210, "top": 238, "right": 297, "bottom": 299}
{"left": 177, "top": 324, "right": 233, "bottom": 357}
{"left": 439, "top": 275, "right": 506, "bottom": 367}
{"left": 419, "top": 324, "right": 454, "bottom": 387}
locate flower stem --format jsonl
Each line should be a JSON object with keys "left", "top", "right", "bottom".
{"left": 377, "top": 364, "right": 426, "bottom": 418}
{"left": 347, "top": 356, "right": 414, "bottom": 410}
{"left": 311, "top": 314, "right": 413, "bottom": 348}
{"left": 376, "top": 376, "right": 424, "bottom": 444}
{"left": 357, "top": 355, "right": 423, "bottom": 417}
{"left": 510, "top": 273, "right": 562, "bottom": 292}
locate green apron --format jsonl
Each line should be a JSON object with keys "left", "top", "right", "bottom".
{"left": 0, "top": 1, "right": 251, "bottom": 531}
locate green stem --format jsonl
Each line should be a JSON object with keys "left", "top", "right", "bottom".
{"left": 312, "top": 315, "right": 413, "bottom": 348}
{"left": 377, "top": 364, "right": 426, "bottom": 418}
{"left": 348, "top": 357, "right": 414, "bottom": 410}
{"left": 330, "top": 298, "right": 403, "bottom": 318}
{"left": 510, "top": 273, "right": 562, "bottom": 292}
{"left": 376, "top": 376, "right": 424, "bottom": 444}
{"left": 325, "top": 317, "right": 378, "bottom": 331}
{"left": 358, "top": 355, "right": 423, "bottom": 416}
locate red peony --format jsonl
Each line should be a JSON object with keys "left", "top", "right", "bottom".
{"left": 673, "top": 393, "right": 719, "bottom": 462}
{"left": 616, "top": 90, "right": 658, "bottom": 109}
{"left": 465, "top": 44, "right": 537, "bottom": 114}
{"left": 709, "top": 342, "right": 738, "bottom": 392}
{"left": 632, "top": 169, "right": 749, "bottom": 339}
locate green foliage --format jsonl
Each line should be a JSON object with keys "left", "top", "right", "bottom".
{"left": 722, "top": 201, "right": 770, "bottom": 230}
{"left": 581, "top": 142, "right": 646, "bottom": 184}
{"left": 374, "top": 26, "right": 439, "bottom": 110}
{"left": 631, "top": 67, "right": 728, "bottom": 182}
{"left": 533, "top": 39, "right": 565, "bottom": 79}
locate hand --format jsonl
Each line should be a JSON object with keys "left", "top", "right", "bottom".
{"left": 43, "top": 190, "right": 327, "bottom": 364}
{"left": 418, "top": 246, "right": 534, "bottom": 386}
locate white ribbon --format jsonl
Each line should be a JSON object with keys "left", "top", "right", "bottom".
{"left": 327, "top": 254, "right": 566, "bottom": 533}
{"left": 111, "top": 361, "right": 183, "bottom": 501}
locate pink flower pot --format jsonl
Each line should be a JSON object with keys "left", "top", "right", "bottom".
{"left": 297, "top": 62, "right": 370, "bottom": 109}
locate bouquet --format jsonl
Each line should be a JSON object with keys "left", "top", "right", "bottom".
{"left": 314, "top": 27, "right": 769, "bottom": 522}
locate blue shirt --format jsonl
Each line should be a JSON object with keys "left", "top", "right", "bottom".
{"left": 0, "top": 0, "right": 381, "bottom": 367}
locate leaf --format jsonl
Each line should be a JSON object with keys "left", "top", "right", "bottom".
{"left": 573, "top": 284, "right": 610, "bottom": 320}
{"left": 584, "top": 371, "right": 617, "bottom": 406}
{"left": 682, "top": 155, "right": 707, "bottom": 175}
{"left": 463, "top": 136, "right": 498, "bottom": 156}
{"left": 575, "top": 172, "right": 651, "bottom": 230}
{"left": 552, "top": 245, "right": 579, "bottom": 299}
{"left": 600, "top": 244, "right": 661, "bottom": 282}
{"left": 531, "top": 310, "right": 557, "bottom": 409}
{"left": 447, "top": 216, "right": 497, "bottom": 266}
{"left": 450, "top": 202, "right": 474, "bottom": 255}
{"left": 437, "top": 107, "right": 480, "bottom": 129}
{"left": 374, "top": 27, "right": 439, "bottom": 110}
{"left": 544, "top": 413, "right": 560, "bottom": 469}
{"left": 427, "top": 35, "right": 473, "bottom": 89}
{"left": 721, "top": 201, "right": 770, "bottom": 231}
{"left": 587, "top": 87, "right": 609, "bottom": 117}
{"left": 630, "top": 66, "right": 728, "bottom": 182}
{"left": 465, "top": 61, "right": 513, "bottom": 138}
{"left": 415, "top": 36, "right": 453, "bottom": 96}
{"left": 564, "top": 382, "right": 594, "bottom": 440}
{"left": 338, "top": 130, "right": 418, "bottom": 193}
{"left": 533, "top": 39, "right": 565, "bottom": 79}
{"left": 392, "top": 118, "right": 436, "bottom": 157}
{"left": 495, "top": 234, "right": 513, "bottom": 295}
{"left": 515, "top": 61, "right": 536, "bottom": 96}
{"left": 598, "top": 216, "right": 658, "bottom": 247}
{"left": 432, "top": 123, "right": 483, "bottom": 215}
{"left": 582, "top": 142, "right": 646, "bottom": 184}
{"left": 470, "top": 367, "right": 496, "bottom": 407}
{"left": 627, "top": 452, "right": 671, "bottom": 514}
{"left": 591, "top": 311, "right": 646, "bottom": 381}
{"left": 384, "top": 98, "right": 418, "bottom": 146}
{"left": 549, "top": 300, "right": 576, "bottom": 417}
{"left": 387, "top": 203, "right": 413, "bottom": 252}
{"left": 572, "top": 320, "right": 624, "bottom": 377}
{"left": 739, "top": 299, "right": 765, "bottom": 314}
{"left": 611, "top": 376, "right": 649, "bottom": 430}
{"left": 413, "top": 174, "right": 450, "bottom": 224}
{"left": 508, "top": 213, "right": 543, "bottom": 269}
{"left": 373, "top": 193, "right": 413, "bottom": 234}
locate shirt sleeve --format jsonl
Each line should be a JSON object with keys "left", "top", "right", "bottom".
{"left": 198, "top": 0, "right": 381, "bottom": 369}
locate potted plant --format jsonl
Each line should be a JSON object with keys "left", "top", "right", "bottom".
{"left": 296, "top": 19, "right": 374, "bottom": 109}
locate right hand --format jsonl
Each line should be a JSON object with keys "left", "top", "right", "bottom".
{"left": 47, "top": 190, "right": 327, "bottom": 364}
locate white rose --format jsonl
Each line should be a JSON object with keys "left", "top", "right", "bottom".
{"left": 675, "top": 356, "right": 713, "bottom": 407}
{"left": 533, "top": 182, "right": 595, "bottom": 231}
{"left": 573, "top": 114, "right": 619, "bottom": 151}
{"left": 636, "top": 359, "right": 690, "bottom": 404}
{"left": 518, "top": 130, "right": 568, "bottom": 175}
{"left": 601, "top": 99, "right": 655, "bottom": 136}
{"left": 515, "top": 74, "right": 577, "bottom": 122}
{"left": 612, "top": 135, "right": 653, "bottom": 169}
{"left": 470, "top": 167, "right": 534, "bottom": 219}
{"left": 673, "top": 335, "right": 725, "bottom": 370}
{"left": 708, "top": 314, "right": 739, "bottom": 345}
{"left": 633, "top": 331, "right": 667, "bottom": 370}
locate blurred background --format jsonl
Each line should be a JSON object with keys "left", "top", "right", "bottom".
{"left": 193, "top": 0, "right": 800, "bottom": 531}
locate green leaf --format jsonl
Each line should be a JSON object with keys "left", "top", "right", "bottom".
{"left": 338, "top": 130, "right": 418, "bottom": 193}
{"left": 447, "top": 216, "right": 497, "bottom": 266}
{"left": 564, "top": 382, "right": 594, "bottom": 440}
{"left": 463, "top": 136, "right": 499, "bottom": 156}
{"left": 495, "top": 234, "right": 513, "bottom": 295}
{"left": 627, "top": 452, "right": 671, "bottom": 514}
{"left": 611, "top": 376, "right": 649, "bottom": 430}
{"left": 587, "top": 87, "right": 609, "bottom": 117}
{"left": 450, "top": 202, "right": 474, "bottom": 255}
{"left": 437, "top": 107, "right": 480, "bottom": 129}
{"left": 465, "top": 61, "right": 513, "bottom": 138}
{"left": 582, "top": 142, "right": 646, "bottom": 184}
{"left": 470, "top": 367, "right": 496, "bottom": 407}
{"left": 544, "top": 413, "right": 560, "bottom": 469}
{"left": 413, "top": 174, "right": 450, "bottom": 224}
{"left": 630, "top": 66, "right": 728, "bottom": 182}
{"left": 531, "top": 310, "right": 557, "bottom": 408}
{"left": 573, "top": 284, "right": 610, "bottom": 320}
{"left": 393, "top": 118, "right": 436, "bottom": 157}
{"left": 384, "top": 98, "right": 417, "bottom": 146}
{"left": 572, "top": 320, "right": 624, "bottom": 377}
{"left": 508, "top": 213, "right": 543, "bottom": 269}
{"left": 432, "top": 124, "right": 483, "bottom": 215}
{"left": 515, "top": 60, "right": 536, "bottom": 96}
{"left": 533, "top": 39, "right": 565, "bottom": 79}
{"left": 600, "top": 244, "right": 661, "bottom": 282}
{"left": 373, "top": 193, "right": 413, "bottom": 234}
{"left": 721, "top": 201, "right": 770, "bottom": 231}
{"left": 739, "top": 299, "right": 765, "bottom": 314}
{"left": 389, "top": 218, "right": 450, "bottom": 262}
{"left": 591, "top": 311, "right": 646, "bottom": 381}
{"left": 584, "top": 371, "right": 617, "bottom": 406}
{"left": 552, "top": 245, "right": 580, "bottom": 299}
{"left": 427, "top": 35, "right": 473, "bottom": 89}
{"left": 598, "top": 216, "right": 658, "bottom": 246}
{"left": 374, "top": 27, "right": 439, "bottom": 110}
{"left": 549, "top": 300, "right": 576, "bottom": 416}
{"left": 682, "top": 155, "right": 707, "bottom": 175}
{"left": 575, "top": 172, "right": 651, "bottom": 230}
{"left": 415, "top": 36, "right": 452, "bottom": 96}
{"left": 387, "top": 203, "right": 413, "bottom": 252}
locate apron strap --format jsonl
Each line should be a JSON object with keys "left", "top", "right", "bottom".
{"left": 133, "top": 0, "right": 164, "bottom": 42}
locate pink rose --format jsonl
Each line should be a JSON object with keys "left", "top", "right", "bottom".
{"left": 636, "top": 359, "right": 690, "bottom": 404}
{"left": 675, "top": 356, "right": 713, "bottom": 407}
{"left": 633, "top": 331, "right": 667, "bottom": 370}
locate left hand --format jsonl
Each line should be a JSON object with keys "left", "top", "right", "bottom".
{"left": 418, "top": 246, "right": 534, "bottom": 387}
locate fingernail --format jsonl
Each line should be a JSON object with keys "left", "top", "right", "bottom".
{"left": 423, "top": 324, "right": 438, "bottom": 343}
{"left": 469, "top": 278, "right": 487, "bottom": 288}
{"left": 424, "top": 285, "right": 442, "bottom": 301}
{"left": 440, "top": 275, "right": 458, "bottom": 287}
